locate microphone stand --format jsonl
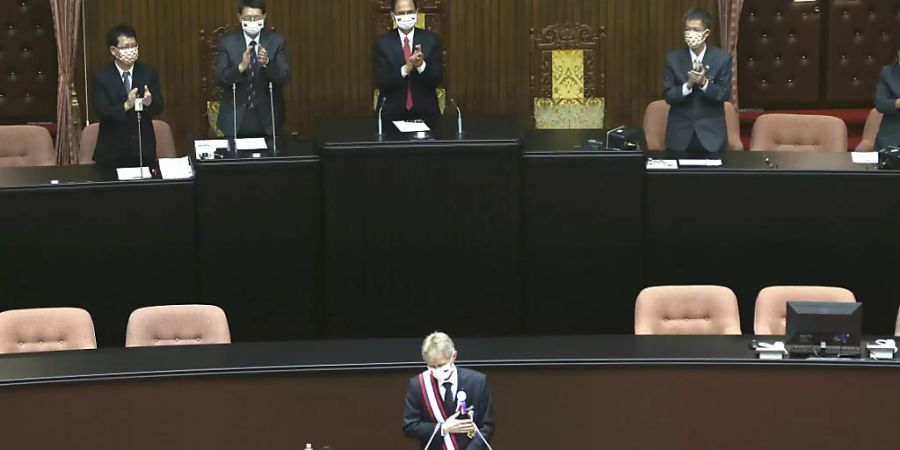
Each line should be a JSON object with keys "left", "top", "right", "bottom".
{"left": 135, "top": 98, "right": 145, "bottom": 180}
{"left": 451, "top": 98, "right": 463, "bottom": 136}
{"left": 422, "top": 424, "right": 440, "bottom": 450}
{"left": 232, "top": 83, "right": 238, "bottom": 155}
{"left": 377, "top": 96, "right": 387, "bottom": 138}
{"left": 269, "top": 82, "right": 278, "bottom": 155}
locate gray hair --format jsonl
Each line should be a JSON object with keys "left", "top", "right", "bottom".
{"left": 421, "top": 331, "right": 456, "bottom": 360}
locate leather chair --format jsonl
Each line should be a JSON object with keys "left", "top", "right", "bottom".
{"left": 79, "top": 120, "right": 177, "bottom": 163}
{"left": 754, "top": 286, "right": 856, "bottom": 335}
{"left": 895, "top": 307, "right": 900, "bottom": 337}
{"left": 749, "top": 114, "right": 848, "bottom": 152}
{"left": 635, "top": 285, "right": 741, "bottom": 335}
{"left": 0, "top": 308, "right": 97, "bottom": 354}
{"left": 856, "top": 109, "right": 883, "bottom": 152}
{"left": 126, "top": 305, "right": 231, "bottom": 347}
{"left": 0, "top": 125, "right": 56, "bottom": 167}
{"left": 643, "top": 100, "right": 743, "bottom": 150}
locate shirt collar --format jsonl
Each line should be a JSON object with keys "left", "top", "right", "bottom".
{"left": 691, "top": 44, "right": 707, "bottom": 64}
{"left": 244, "top": 31, "right": 262, "bottom": 48}
{"left": 442, "top": 365, "right": 459, "bottom": 388}
{"left": 398, "top": 27, "right": 415, "bottom": 46}
{"left": 115, "top": 61, "right": 134, "bottom": 79}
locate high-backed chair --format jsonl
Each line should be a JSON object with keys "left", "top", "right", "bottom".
{"left": 79, "top": 121, "right": 177, "bottom": 163}
{"left": 125, "top": 305, "right": 231, "bottom": 347}
{"left": 754, "top": 286, "right": 856, "bottom": 335}
{"left": 635, "top": 286, "right": 741, "bottom": 335}
{"left": 895, "top": 307, "right": 900, "bottom": 336}
{"left": 530, "top": 23, "right": 606, "bottom": 129}
{"left": 856, "top": 109, "right": 883, "bottom": 152}
{"left": 750, "top": 114, "right": 848, "bottom": 152}
{"left": 643, "top": 101, "right": 743, "bottom": 150}
{"left": 0, "top": 125, "right": 56, "bottom": 167}
{"left": 0, "top": 308, "right": 96, "bottom": 354}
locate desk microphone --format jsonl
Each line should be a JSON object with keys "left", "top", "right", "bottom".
{"left": 450, "top": 98, "right": 463, "bottom": 135}
{"left": 232, "top": 82, "right": 238, "bottom": 152}
{"left": 269, "top": 82, "right": 278, "bottom": 154}
{"left": 606, "top": 125, "right": 625, "bottom": 150}
{"left": 422, "top": 423, "right": 440, "bottom": 450}
{"left": 134, "top": 97, "right": 146, "bottom": 179}
{"left": 377, "top": 96, "right": 388, "bottom": 136}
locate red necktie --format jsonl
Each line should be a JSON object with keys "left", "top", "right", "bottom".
{"left": 403, "top": 37, "right": 414, "bottom": 110}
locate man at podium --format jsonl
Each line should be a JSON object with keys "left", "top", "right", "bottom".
{"left": 373, "top": 0, "right": 444, "bottom": 120}
{"left": 403, "top": 332, "right": 494, "bottom": 450}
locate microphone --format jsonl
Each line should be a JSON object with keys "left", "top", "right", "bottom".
{"left": 605, "top": 125, "right": 625, "bottom": 150}
{"left": 269, "top": 82, "right": 277, "bottom": 154}
{"left": 134, "top": 97, "right": 146, "bottom": 179}
{"left": 422, "top": 423, "right": 440, "bottom": 450}
{"left": 377, "top": 96, "right": 388, "bottom": 137}
{"left": 232, "top": 83, "right": 238, "bottom": 152}
{"left": 450, "top": 98, "right": 463, "bottom": 135}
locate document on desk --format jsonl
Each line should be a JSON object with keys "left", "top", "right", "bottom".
{"left": 235, "top": 137, "right": 268, "bottom": 150}
{"left": 393, "top": 120, "right": 431, "bottom": 133}
{"left": 678, "top": 159, "right": 723, "bottom": 167}
{"left": 159, "top": 157, "right": 195, "bottom": 180}
{"left": 646, "top": 159, "right": 679, "bottom": 170}
{"left": 851, "top": 152, "right": 879, "bottom": 164}
{"left": 116, "top": 167, "right": 152, "bottom": 181}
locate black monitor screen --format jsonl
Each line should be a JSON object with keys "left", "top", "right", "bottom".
{"left": 785, "top": 301, "right": 862, "bottom": 349}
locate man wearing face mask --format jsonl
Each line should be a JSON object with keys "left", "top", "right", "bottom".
{"left": 873, "top": 45, "right": 900, "bottom": 149}
{"left": 92, "top": 24, "right": 164, "bottom": 167}
{"left": 373, "top": 0, "right": 444, "bottom": 121}
{"left": 663, "top": 8, "right": 732, "bottom": 153}
{"left": 403, "top": 332, "right": 494, "bottom": 450}
{"left": 216, "top": 0, "right": 290, "bottom": 142}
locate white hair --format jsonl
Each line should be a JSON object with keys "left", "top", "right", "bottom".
{"left": 421, "top": 331, "right": 456, "bottom": 361}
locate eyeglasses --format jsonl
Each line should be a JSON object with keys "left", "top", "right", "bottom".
{"left": 241, "top": 15, "right": 265, "bottom": 21}
{"left": 116, "top": 43, "right": 139, "bottom": 50}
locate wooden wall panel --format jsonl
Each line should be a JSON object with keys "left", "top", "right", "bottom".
{"left": 81, "top": 0, "right": 717, "bottom": 153}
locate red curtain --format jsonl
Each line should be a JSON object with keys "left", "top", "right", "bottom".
{"left": 718, "top": 0, "right": 744, "bottom": 107}
{"left": 50, "top": 0, "right": 83, "bottom": 165}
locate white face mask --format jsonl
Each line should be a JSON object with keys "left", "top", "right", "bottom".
{"left": 242, "top": 19, "right": 264, "bottom": 36}
{"left": 394, "top": 12, "right": 418, "bottom": 32}
{"left": 117, "top": 46, "right": 139, "bottom": 66}
{"left": 429, "top": 362, "right": 454, "bottom": 381}
{"left": 684, "top": 29, "right": 708, "bottom": 48}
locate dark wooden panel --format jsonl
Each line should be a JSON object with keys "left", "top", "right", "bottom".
{"left": 80, "top": 0, "right": 719, "bottom": 152}
{"left": 0, "top": 0, "right": 57, "bottom": 125}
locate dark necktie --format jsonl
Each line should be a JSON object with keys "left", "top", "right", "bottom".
{"left": 122, "top": 71, "right": 131, "bottom": 95}
{"left": 442, "top": 382, "right": 454, "bottom": 413}
{"left": 247, "top": 41, "right": 258, "bottom": 110}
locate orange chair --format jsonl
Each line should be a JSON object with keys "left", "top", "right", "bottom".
{"left": 0, "top": 308, "right": 97, "bottom": 354}
{"left": 635, "top": 286, "right": 741, "bottom": 335}
{"left": 754, "top": 286, "right": 856, "bottom": 335}
{"left": 0, "top": 125, "right": 56, "bottom": 167}
{"left": 79, "top": 120, "right": 178, "bottom": 164}
{"left": 643, "top": 100, "right": 743, "bottom": 150}
{"left": 750, "top": 114, "right": 848, "bottom": 152}
{"left": 856, "top": 109, "right": 883, "bottom": 152}
{"left": 895, "top": 307, "right": 900, "bottom": 336}
{"left": 125, "top": 305, "right": 231, "bottom": 347}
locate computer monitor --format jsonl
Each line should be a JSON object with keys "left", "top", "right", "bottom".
{"left": 785, "top": 301, "right": 862, "bottom": 357}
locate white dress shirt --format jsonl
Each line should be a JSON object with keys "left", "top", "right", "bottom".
{"left": 115, "top": 62, "right": 134, "bottom": 92}
{"left": 399, "top": 27, "right": 427, "bottom": 78}
{"left": 682, "top": 44, "right": 710, "bottom": 97}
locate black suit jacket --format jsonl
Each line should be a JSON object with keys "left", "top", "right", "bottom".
{"left": 403, "top": 368, "right": 494, "bottom": 450}
{"left": 663, "top": 45, "right": 732, "bottom": 152}
{"left": 216, "top": 29, "right": 290, "bottom": 137}
{"left": 92, "top": 62, "right": 164, "bottom": 166}
{"left": 373, "top": 28, "right": 444, "bottom": 119}
{"left": 875, "top": 64, "right": 900, "bottom": 149}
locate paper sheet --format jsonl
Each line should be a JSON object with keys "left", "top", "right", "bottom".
{"left": 393, "top": 120, "right": 431, "bottom": 133}
{"left": 235, "top": 137, "right": 268, "bottom": 150}
{"left": 678, "top": 159, "right": 723, "bottom": 167}
{"left": 646, "top": 159, "right": 679, "bottom": 170}
{"left": 159, "top": 157, "right": 194, "bottom": 180}
{"left": 116, "top": 167, "right": 152, "bottom": 181}
{"left": 851, "top": 152, "right": 879, "bottom": 164}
